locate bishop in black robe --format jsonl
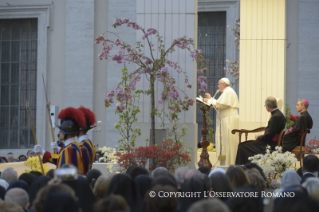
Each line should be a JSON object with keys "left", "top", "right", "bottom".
{"left": 235, "top": 109, "right": 286, "bottom": 165}
{"left": 282, "top": 110, "right": 313, "bottom": 152}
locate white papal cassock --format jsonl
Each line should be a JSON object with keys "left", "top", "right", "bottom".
{"left": 207, "top": 86, "right": 239, "bottom": 165}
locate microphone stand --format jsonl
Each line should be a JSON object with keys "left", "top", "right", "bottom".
{"left": 211, "top": 104, "right": 225, "bottom": 166}
{"left": 210, "top": 90, "right": 225, "bottom": 166}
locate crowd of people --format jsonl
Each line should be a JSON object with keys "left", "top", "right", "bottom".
{"left": 1, "top": 155, "right": 319, "bottom": 212}
{"left": 0, "top": 151, "right": 34, "bottom": 163}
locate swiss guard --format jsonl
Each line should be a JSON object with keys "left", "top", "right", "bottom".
{"left": 78, "top": 106, "right": 97, "bottom": 174}
{"left": 34, "top": 107, "right": 85, "bottom": 173}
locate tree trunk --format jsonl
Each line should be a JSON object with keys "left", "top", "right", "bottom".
{"left": 151, "top": 75, "right": 155, "bottom": 145}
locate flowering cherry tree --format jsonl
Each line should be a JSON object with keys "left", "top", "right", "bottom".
{"left": 96, "top": 18, "right": 207, "bottom": 145}
{"left": 224, "top": 19, "right": 240, "bottom": 82}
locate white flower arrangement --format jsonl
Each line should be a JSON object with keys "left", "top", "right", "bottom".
{"left": 249, "top": 145, "right": 298, "bottom": 189}
{"left": 98, "top": 146, "right": 119, "bottom": 163}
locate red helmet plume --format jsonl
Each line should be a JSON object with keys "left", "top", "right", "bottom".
{"left": 78, "top": 106, "right": 97, "bottom": 130}
{"left": 58, "top": 107, "right": 86, "bottom": 129}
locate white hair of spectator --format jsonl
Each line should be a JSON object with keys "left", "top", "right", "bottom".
{"left": 0, "top": 179, "right": 9, "bottom": 190}
{"left": 0, "top": 168, "right": 18, "bottom": 184}
{"left": 208, "top": 167, "right": 226, "bottom": 177}
{"left": 151, "top": 167, "right": 168, "bottom": 178}
{"left": 175, "top": 167, "right": 189, "bottom": 185}
{"left": 184, "top": 169, "right": 201, "bottom": 180}
{"left": 4, "top": 188, "right": 29, "bottom": 209}
{"left": 302, "top": 177, "right": 319, "bottom": 202}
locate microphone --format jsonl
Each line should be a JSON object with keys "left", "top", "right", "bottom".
{"left": 212, "top": 89, "right": 220, "bottom": 99}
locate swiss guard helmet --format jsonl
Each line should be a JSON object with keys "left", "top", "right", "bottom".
{"left": 78, "top": 106, "right": 97, "bottom": 132}
{"left": 56, "top": 107, "right": 86, "bottom": 135}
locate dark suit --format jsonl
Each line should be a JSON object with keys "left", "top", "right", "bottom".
{"left": 235, "top": 109, "right": 286, "bottom": 165}
{"left": 300, "top": 173, "right": 317, "bottom": 185}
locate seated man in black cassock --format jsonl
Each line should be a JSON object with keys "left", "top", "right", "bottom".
{"left": 235, "top": 97, "right": 286, "bottom": 165}
{"left": 282, "top": 99, "right": 313, "bottom": 152}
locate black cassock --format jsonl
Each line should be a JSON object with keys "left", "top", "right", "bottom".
{"left": 235, "top": 109, "right": 286, "bottom": 165}
{"left": 282, "top": 111, "right": 313, "bottom": 152}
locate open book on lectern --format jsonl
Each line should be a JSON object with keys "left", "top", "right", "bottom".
{"left": 196, "top": 95, "right": 212, "bottom": 107}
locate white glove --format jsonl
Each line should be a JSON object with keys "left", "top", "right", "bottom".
{"left": 34, "top": 145, "right": 46, "bottom": 155}
{"left": 51, "top": 142, "right": 61, "bottom": 152}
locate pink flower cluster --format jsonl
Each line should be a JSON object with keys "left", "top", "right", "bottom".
{"left": 190, "top": 49, "right": 203, "bottom": 61}
{"left": 197, "top": 76, "right": 207, "bottom": 93}
{"left": 172, "top": 38, "right": 193, "bottom": 49}
{"left": 142, "top": 28, "right": 158, "bottom": 40}
{"left": 113, "top": 18, "right": 141, "bottom": 30}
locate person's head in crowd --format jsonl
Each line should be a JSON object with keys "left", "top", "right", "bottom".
{"left": 274, "top": 185, "right": 319, "bottom": 212}
{"left": 6, "top": 153, "right": 15, "bottom": 163}
{"left": 0, "top": 157, "right": 8, "bottom": 163}
{"left": 128, "top": 166, "right": 149, "bottom": 180}
{"left": 4, "top": 188, "right": 29, "bottom": 210}
{"left": 244, "top": 163, "right": 268, "bottom": 183}
{"left": 93, "top": 175, "right": 113, "bottom": 199}
{"left": 62, "top": 175, "right": 96, "bottom": 212}
{"left": 29, "top": 171, "right": 43, "bottom": 178}
{"left": 7, "top": 180, "right": 29, "bottom": 193}
{"left": 246, "top": 171, "right": 266, "bottom": 191}
{"left": 302, "top": 177, "right": 319, "bottom": 202}
{"left": 177, "top": 173, "right": 210, "bottom": 212}
{"left": 188, "top": 198, "right": 231, "bottom": 212}
{"left": 86, "top": 169, "right": 102, "bottom": 189}
{"left": 33, "top": 184, "right": 77, "bottom": 212}
{"left": 209, "top": 172, "right": 233, "bottom": 201}
{"left": 0, "top": 179, "right": 9, "bottom": 190}
{"left": 134, "top": 175, "right": 153, "bottom": 211}
{"left": 0, "top": 201, "right": 24, "bottom": 212}
{"left": 193, "top": 173, "right": 211, "bottom": 191}
{"left": 150, "top": 174, "right": 177, "bottom": 190}
{"left": 174, "top": 167, "right": 188, "bottom": 189}
{"left": 126, "top": 165, "right": 137, "bottom": 174}
{"left": 296, "top": 167, "right": 303, "bottom": 177}
{"left": 1, "top": 167, "right": 18, "bottom": 184}
{"left": 145, "top": 185, "right": 178, "bottom": 212}
{"left": 27, "top": 150, "right": 34, "bottom": 158}
{"left": 227, "top": 186, "right": 263, "bottom": 212}
{"left": 281, "top": 170, "right": 301, "bottom": 190}
{"left": 208, "top": 167, "right": 226, "bottom": 177}
{"left": 198, "top": 166, "right": 210, "bottom": 175}
{"left": 264, "top": 96, "right": 277, "bottom": 111}
{"left": 28, "top": 176, "right": 51, "bottom": 207}
{"left": 184, "top": 169, "right": 201, "bottom": 180}
{"left": 19, "top": 173, "right": 37, "bottom": 187}
{"left": 0, "top": 185, "right": 6, "bottom": 201}
{"left": 226, "top": 165, "right": 250, "bottom": 189}
{"left": 41, "top": 193, "right": 79, "bottom": 212}
{"left": 105, "top": 174, "right": 135, "bottom": 210}
{"left": 152, "top": 167, "right": 169, "bottom": 179}
{"left": 303, "top": 155, "right": 319, "bottom": 173}
{"left": 46, "top": 169, "right": 55, "bottom": 178}
{"left": 18, "top": 155, "right": 27, "bottom": 162}
{"left": 93, "top": 194, "right": 130, "bottom": 212}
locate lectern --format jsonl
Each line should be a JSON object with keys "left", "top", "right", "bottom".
{"left": 197, "top": 100, "right": 212, "bottom": 170}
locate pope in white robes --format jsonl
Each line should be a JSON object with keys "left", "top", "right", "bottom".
{"left": 204, "top": 78, "right": 239, "bottom": 165}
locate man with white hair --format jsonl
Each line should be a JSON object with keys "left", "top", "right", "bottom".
{"left": 204, "top": 78, "right": 239, "bottom": 165}
{"left": 0, "top": 168, "right": 18, "bottom": 184}
{"left": 175, "top": 167, "right": 189, "bottom": 190}
{"left": 4, "top": 188, "right": 29, "bottom": 211}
